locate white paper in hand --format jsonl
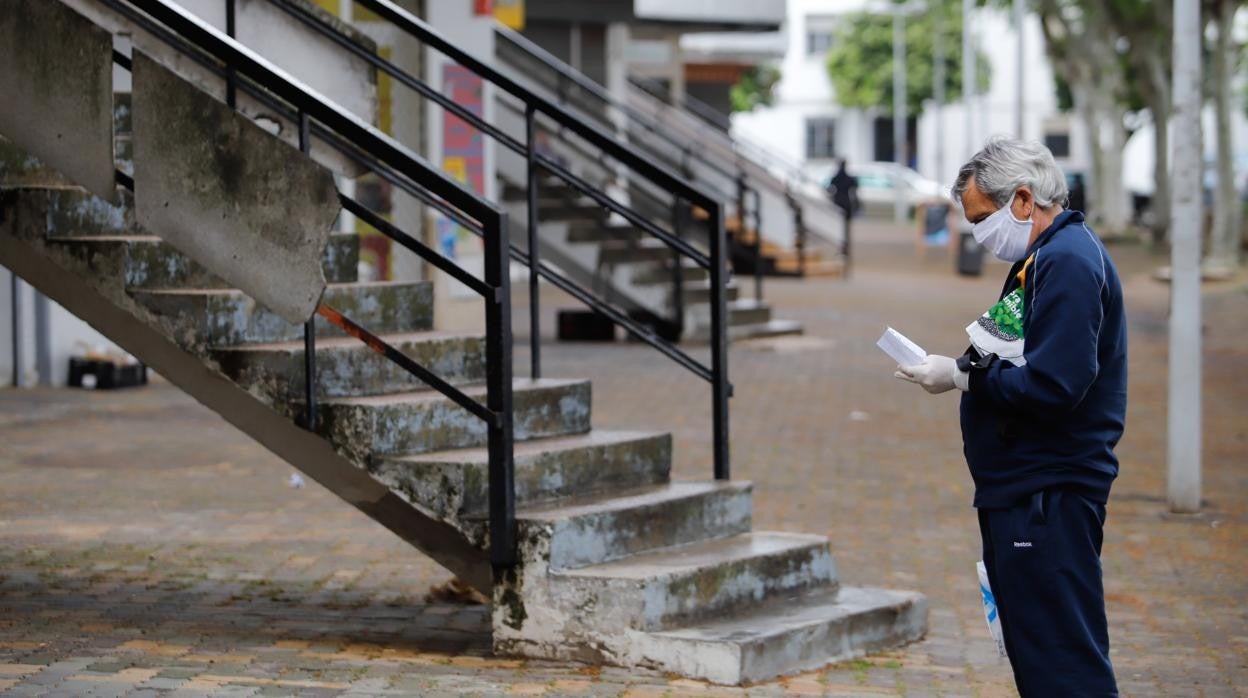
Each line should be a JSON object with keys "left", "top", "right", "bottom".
{"left": 877, "top": 327, "right": 927, "bottom": 367}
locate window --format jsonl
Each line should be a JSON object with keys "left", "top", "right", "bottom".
{"left": 1044, "top": 132, "right": 1071, "bottom": 158}
{"left": 807, "top": 30, "right": 834, "bottom": 55}
{"left": 806, "top": 15, "right": 837, "bottom": 55}
{"left": 805, "top": 118, "right": 837, "bottom": 160}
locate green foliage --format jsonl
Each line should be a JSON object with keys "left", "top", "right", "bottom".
{"left": 825, "top": 0, "right": 991, "bottom": 115}
{"left": 730, "top": 65, "right": 782, "bottom": 113}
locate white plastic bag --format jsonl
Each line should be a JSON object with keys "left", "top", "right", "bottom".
{"left": 977, "top": 561, "right": 1008, "bottom": 658}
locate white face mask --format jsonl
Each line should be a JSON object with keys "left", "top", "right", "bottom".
{"left": 972, "top": 194, "right": 1033, "bottom": 262}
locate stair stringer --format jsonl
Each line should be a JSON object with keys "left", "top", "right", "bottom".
{"left": 0, "top": 188, "right": 493, "bottom": 592}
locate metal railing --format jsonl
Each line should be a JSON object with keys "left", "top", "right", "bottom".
{"left": 493, "top": 26, "right": 768, "bottom": 291}
{"left": 266, "top": 0, "right": 734, "bottom": 480}
{"left": 105, "top": 0, "right": 518, "bottom": 567}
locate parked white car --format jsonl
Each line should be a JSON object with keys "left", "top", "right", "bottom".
{"left": 813, "top": 161, "right": 945, "bottom": 218}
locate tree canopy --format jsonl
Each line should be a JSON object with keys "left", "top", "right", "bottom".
{"left": 825, "top": 0, "right": 991, "bottom": 116}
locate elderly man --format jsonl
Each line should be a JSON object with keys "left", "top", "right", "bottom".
{"left": 896, "top": 137, "right": 1125, "bottom": 696}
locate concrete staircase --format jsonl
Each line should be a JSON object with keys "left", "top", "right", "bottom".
{"left": 499, "top": 181, "right": 804, "bottom": 343}
{"left": 0, "top": 0, "right": 925, "bottom": 686}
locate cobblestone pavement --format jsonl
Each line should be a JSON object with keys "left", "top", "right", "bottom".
{"left": 1, "top": 223, "right": 1245, "bottom": 696}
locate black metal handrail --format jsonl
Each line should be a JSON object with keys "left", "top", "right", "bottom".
{"left": 494, "top": 26, "right": 740, "bottom": 197}
{"left": 105, "top": 0, "right": 517, "bottom": 568}
{"left": 268, "top": 0, "right": 733, "bottom": 480}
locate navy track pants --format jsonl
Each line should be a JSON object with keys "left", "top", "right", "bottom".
{"left": 978, "top": 488, "right": 1119, "bottom": 697}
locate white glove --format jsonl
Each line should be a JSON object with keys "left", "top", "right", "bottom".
{"left": 895, "top": 354, "right": 969, "bottom": 394}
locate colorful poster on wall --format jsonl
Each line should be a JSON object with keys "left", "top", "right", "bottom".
{"left": 493, "top": 0, "right": 524, "bottom": 29}
{"left": 438, "top": 64, "right": 485, "bottom": 262}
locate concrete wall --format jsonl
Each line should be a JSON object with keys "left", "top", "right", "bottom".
{"left": 173, "top": 0, "right": 378, "bottom": 124}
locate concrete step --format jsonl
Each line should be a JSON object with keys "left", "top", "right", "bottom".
{"left": 132, "top": 281, "right": 433, "bottom": 347}
{"left": 566, "top": 221, "right": 647, "bottom": 244}
{"left": 212, "top": 331, "right": 485, "bottom": 400}
{"left": 555, "top": 532, "right": 835, "bottom": 632}
{"left": 683, "top": 280, "right": 740, "bottom": 304}
{"left": 50, "top": 233, "right": 358, "bottom": 289}
{"left": 598, "top": 240, "right": 673, "bottom": 266}
{"left": 516, "top": 481, "right": 753, "bottom": 570}
{"left": 539, "top": 202, "right": 606, "bottom": 222}
{"left": 774, "top": 256, "right": 845, "bottom": 277}
{"left": 317, "top": 378, "right": 591, "bottom": 463}
{"left": 631, "top": 259, "right": 709, "bottom": 286}
{"left": 36, "top": 188, "right": 135, "bottom": 238}
{"left": 644, "top": 586, "right": 927, "bottom": 685}
{"left": 728, "top": 318, "right": 804, "bottom": 342}
{"left": 373, "top": 430, "right": 671, "bottom": 524}
{"left": 500, "top": 178, "right": 567, "bottom": 202}
{"left": 728, "top": 299, "right": 772, "bottom": 327}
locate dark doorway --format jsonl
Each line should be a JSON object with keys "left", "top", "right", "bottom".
{"left": 873, "top": 116, "right": 918, "bottom": 167}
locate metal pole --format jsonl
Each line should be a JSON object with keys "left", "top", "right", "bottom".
{"left": 225, "top": 0, "right": 237, "bottom": 109}
{"left": 524, "top": 105, "right": 541, "bottom": 379}
{"left": 962, "top": 0, "right": 974, "bottom": 158}
{"left": 1168, "top": 0, "right": 1203, "bottom": 513}
{"left": 299, "top": 111, "right": 317, "bottom": 431}
{"left": 10, "top": 273, "right": 20, "bottom": 388}
{"left": 34, "top": 291, "right": 51, "bottom": 386}
{"left": 933, "top": 5, "right": 946, "bottom": 184}
{"left": 485, "top": 209, "right": 517, "bottom": 569}
{"left": 670, "top": 198, "right": 685, "bottom": 338}
{"left": 893, "top": 8, "right": 907, "bottom": 223}
{"left": 751, "top": 188, "right": 763, "bottom": 302}
{"left": 708, "top": 202, "right": 730, "bottom": 481}
{"left": 1013, "top": 0, "right": 1024, "bottom": 138}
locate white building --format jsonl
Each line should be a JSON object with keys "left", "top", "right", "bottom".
{"left": 730, "top": 0, "right": 1081, "bottom": 192}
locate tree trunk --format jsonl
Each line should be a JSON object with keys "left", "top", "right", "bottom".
{"left": 1149, "top": 87, "right": 1172, "bottom": 247}
{"left": 1100, "top": 115, "right": 1130, "bottom": 236}
{"left": 1205, "top": 0, "right": 1241, "bottom": 270}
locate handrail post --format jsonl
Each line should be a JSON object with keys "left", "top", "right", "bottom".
{"left": 298, "top": 110, "right": 317, "bottom": 431}
{"left": 791, "top": 191, "right": 807, "bottom": 277}
{"left": 224, "top": 0, "right": 237, "bottom": 108}
{"left": 485, "top": 210, "right": 517, "bottom": 570}
{"left": 750, "top": 187, "right": 763, "bottom": 302}
{"left": 670, "top": 198, "right": 686, "bottom": 339}
{"left": 708, "top": 201, "right": 731, "bottom": 481}
{"left": 524, "top": 105, "right": 541, "bottom": 379}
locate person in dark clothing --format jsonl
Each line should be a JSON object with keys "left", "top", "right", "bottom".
{"left": 826, "top": 159, "right": 859, "bottom": 275}
{"left": 895, "top": 137, "right": 1124, "bottom": 697}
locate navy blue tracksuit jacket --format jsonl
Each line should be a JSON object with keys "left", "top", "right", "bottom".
{"left": 960, "top": 210, "right": 1126, "bottom": 696}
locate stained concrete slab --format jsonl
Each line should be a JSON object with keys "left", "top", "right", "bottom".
{"left": 132, "top": 51, "right": 339, "bottom": 325}
{"left": 0, "top": 1, "right": 116, "bottom": 200}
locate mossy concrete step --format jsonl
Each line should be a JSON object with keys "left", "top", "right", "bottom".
{"left": 373, "top": 430, "right": 671, "bottom": 524}
{"left": 644, "top": 586, "right": 927, "bottom": 684}
{"left": 212, "top": 331, "right": 485, "bottom": 401}
{"left": 318, "top": 378, "right": 591, "bottom": 463}
{"left": 50, "top": 234, "right": 358, "bottom": 289}
{"left": 132, "top": 281, "right": 432, "bottom": 347}
{"left": 554, "top": 532, "right": 835, "bottom": 632}
{"left": 516, "top": 481, "right": 753, "bottom": 570}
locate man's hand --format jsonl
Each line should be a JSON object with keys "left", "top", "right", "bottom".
{"left": 895, "top": 355, "right": 969, "bottom": 394}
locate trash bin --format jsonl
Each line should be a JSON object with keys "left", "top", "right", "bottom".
{"left": 956, "top": 229, "right": 985, "bottom": 276}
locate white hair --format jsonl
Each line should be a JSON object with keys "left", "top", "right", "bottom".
{"left": 951, "top": 137, "right": 1069, "bottom": 209}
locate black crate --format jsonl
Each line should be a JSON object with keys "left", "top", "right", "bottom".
{"left": 68, "top": 357, "right": 148, "bottom": 389}
{"left": 557, "top": 309, "right": 616, "bottom": 342}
